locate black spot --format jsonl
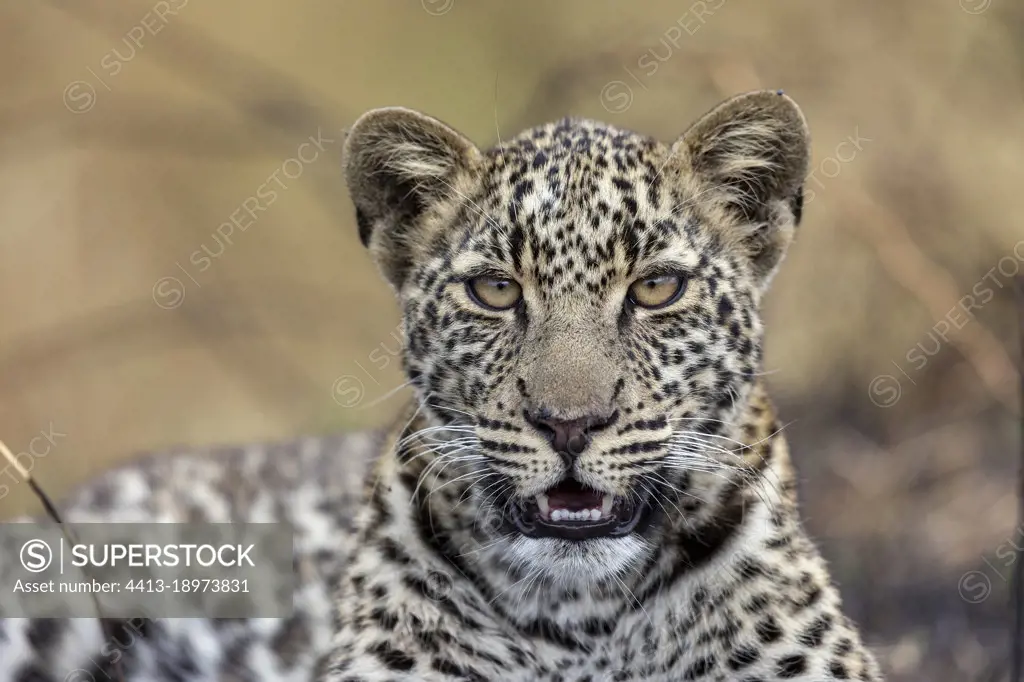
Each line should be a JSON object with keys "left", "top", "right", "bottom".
{"left": 797, "top": 615, "right": 833, "bottom": 648}
{"left": 726, "top": 644, "right": 760, "bottom": 670}
{"left": 682, "top": 654, "right": 715, "bottom": 679}
{"left": 25, "top": 620, "right": 63, "bottom": 653}
{"left": 369, "top": 607, "right": 398, "bottom": 630}
{"left": 775, "top": 653, "right": 807, "bottom": 678}
{"left": 370, "top": 641, "right": 416, "bottom": 671}
{"left": 829, "top": 659, "right": 850, "bottom": 679}
{"left": 432, "top": 657, "right": 487, "bottom": 681}
{"left": 716, "top": 295, "right": 734, "bottom": 322}
{"left": 377, "top": 538, "right": 413, "bottom": 565}
{"left": 833, "top": 637, "right": 854, "bottom": 656}
{"left": 755, "top": 616, "right": 783, "bottom": 644}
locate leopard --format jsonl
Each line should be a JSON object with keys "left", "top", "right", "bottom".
{"left": 0, "top": 90, "right": 883, "bottom": 681}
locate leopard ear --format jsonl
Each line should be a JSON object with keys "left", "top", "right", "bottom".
{"left": 673, "top": 91, "right": 810, "bottom": 285}
{"left": 344, "top": 107, "right": 481, "bottom": 288}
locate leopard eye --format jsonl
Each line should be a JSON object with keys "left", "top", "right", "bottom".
{"left": 466, "top": 276, "right": 522, "bottom": 311}
{"left": 627, "top": 274, "right": 686, "bottom": 309}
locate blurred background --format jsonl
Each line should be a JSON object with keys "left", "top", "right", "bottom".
{"left": 1, "top": 1, "right": 1022, "bottom": 680}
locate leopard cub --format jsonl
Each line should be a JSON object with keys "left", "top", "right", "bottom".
{"left": 0, "top": 91, "right": 882, "bottom": 682}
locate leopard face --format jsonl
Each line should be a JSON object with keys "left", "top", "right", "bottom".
{"left": 344, "top": 91, "right": 808, "bottom": 586}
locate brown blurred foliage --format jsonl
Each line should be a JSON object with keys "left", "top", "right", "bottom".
{"left": 0, "top": 1, "right": 1022, "bottom": 679}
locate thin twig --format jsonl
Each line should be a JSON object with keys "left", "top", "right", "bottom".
{"left": 0, "top": 439, "right": 125, "bottom": 682}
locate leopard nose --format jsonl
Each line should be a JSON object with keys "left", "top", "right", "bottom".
{"left": 525, "top": 410, "right": 618, "bottom": 466}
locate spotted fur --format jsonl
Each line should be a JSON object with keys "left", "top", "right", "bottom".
{"left": 0, "top": 91, "right": 882, "bottom": 681}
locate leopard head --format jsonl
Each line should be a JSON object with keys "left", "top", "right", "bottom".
{"left": 344, "top": 91, "right": 809, "bottom": 587}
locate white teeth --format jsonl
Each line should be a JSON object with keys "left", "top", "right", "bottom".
{"left": 540, "top": 493, "right": 619, "bottom": 524}
{"left": 536, "top": 494, "right": 551, "bottom": 519}
{"left": 548, "top": 508, "right": 604, "bottom": 523}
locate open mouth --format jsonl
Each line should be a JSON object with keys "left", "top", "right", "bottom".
{"left": 509, "top": 479, "right": 653, "bottom": 541}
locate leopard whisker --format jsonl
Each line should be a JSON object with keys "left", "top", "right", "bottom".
{"left": 641, "top": 474, "right": 696, "bottom": 515}
{"left": 429, "top": 465, "right": 496, "bottom": 498}
{"left": 413, "top": 447, "right": 486, "bottom": 502}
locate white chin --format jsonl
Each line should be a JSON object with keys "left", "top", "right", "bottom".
{"left": 504, "top": 535, "right": 652, "bottom": 586}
